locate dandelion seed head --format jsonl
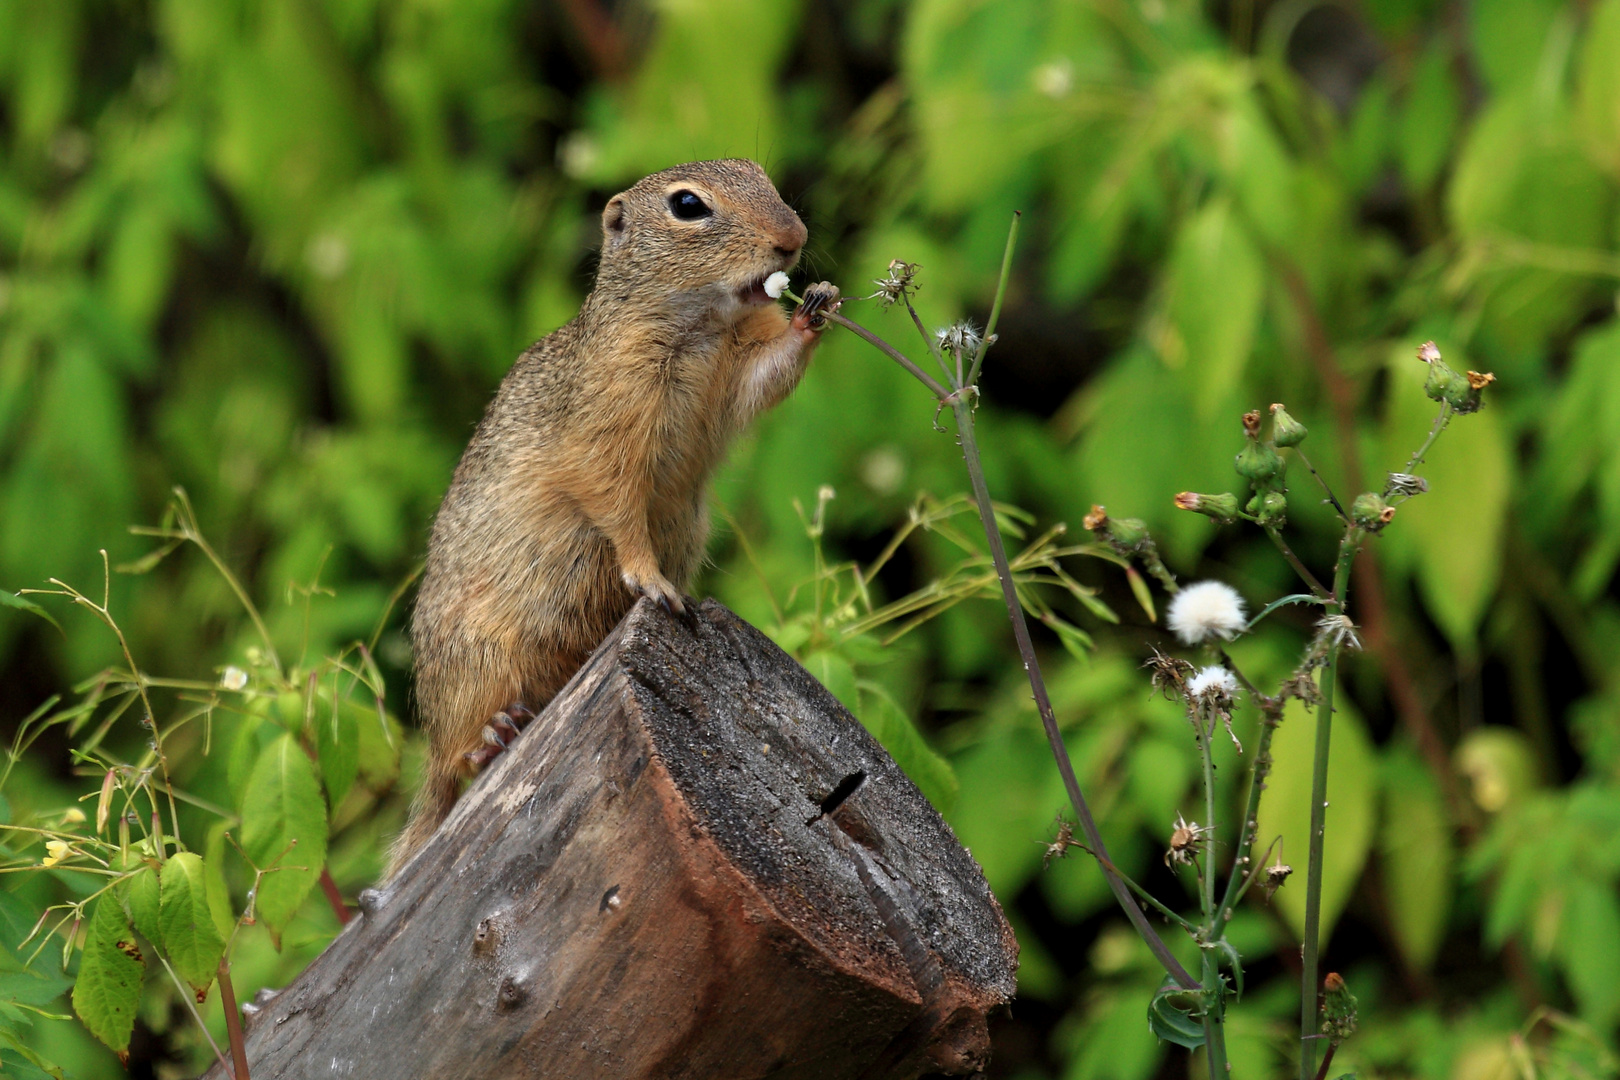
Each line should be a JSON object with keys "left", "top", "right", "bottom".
{"left": 1166, "top": 580, "right": 1247, "bottom": 644}
{"left": 764, "top": 271, "right": 791, "bottom": 300}
{"left": 1187, "top": 665, "right": 1239, "bottom": 699}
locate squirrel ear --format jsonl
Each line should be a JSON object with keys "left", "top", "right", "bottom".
{"left": 602, "top": 197, "right": 627, "bottom": 242}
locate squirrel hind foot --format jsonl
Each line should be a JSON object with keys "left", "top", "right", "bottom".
{"left": 462, "top": 702, "right": 537, "bottom": 774}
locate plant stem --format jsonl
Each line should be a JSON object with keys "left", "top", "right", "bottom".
{"left": 1202, "top": 950, "right": 1229, "bottom": 1080}
{"left": 953, "top": 397, "right": 1196, "bottom": 988}
{"left": 821, "top": 308, "right": 952, "bottom": 400}
{"left": 1299, "top": 529, "right": 1360, "bottom": 1079}
{"left": 1291, "top": 446, "right": 1349, "bottom": 522}
{"left": 1264, "top": 527, "right": 1331, "bottom": 600}
{"left": 967, "top": 212, "right": 1020, "bottom": 387}
{"left": 1196, "top": 700, "right": 1230, "bottom": 1075}
{"left": 1393, "top": 403, "right": 1455, "bottom": 484}
{"left": 219, "top": 954, "right": 251, "bottom": 1080}
{"left": 1214, "top": 699, "right": 1283, "bottom": 925}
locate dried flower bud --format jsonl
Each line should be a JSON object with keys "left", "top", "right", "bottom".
{"left": 1241, "top": 409, "right": 1262, "bottom": 438}
{"left": 1269, "top": 403, "right": 1307, "bottom": 447}
{"left": 1164, "top": 813, "right": 1214, "bottom": 868}
{"left": 1044, "top": 818, "right": 1079, "bottom": 868}
{"left": 1082, "top": 505, "right": 1109, "bottom": 532}
{"left": 869, "top": 259, "right": 920, "bottom": 308}
{"left": 1451, "top": 369, "right": 1496, "bottom": 414}
{"left": 1350, "top": 492, "right": 1396, "bottom": 532}
{"left": 935, "top": 321, "right": 982, "bottom": 356}
{"left": 1174, "top": 491, "right": 1241, "bottom": 523}
{"left": 1263, "top": 861, "right": 1293, "bottom": 897}
{"left": 1386, "top": 472, "right": 1428, "bottom": 497}
{"left": 1143, "top": 648, "right": 1195, "bottom": 700}
{"left": 1314, "top": 614, "right": 1362, "bottom": 652}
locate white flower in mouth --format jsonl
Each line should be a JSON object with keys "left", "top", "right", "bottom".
{"left": 1166, "top": 580, "right": 1248, "bottom": 645}
{"left": 764, "top": 271, "right": 791, "bottom": 299}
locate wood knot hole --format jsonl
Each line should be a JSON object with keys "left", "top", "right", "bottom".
{"left": 496, "top": 974, "right": 528, "bottom": 1011}
{"left": 806, "top": 770, "right": 867, "bottom": 826}
{"left": 599, "top": 885, "right": 622, "bottom": 914}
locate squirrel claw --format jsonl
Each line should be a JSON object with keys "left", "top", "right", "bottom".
{"left": 463, "top": 702, "right": 536, "bottom": 774}
{"left": 625, "top": 570, "right": 686, "bottom": 615}
{"left": 792, "top": 282, "right": 841, "bottom": 332}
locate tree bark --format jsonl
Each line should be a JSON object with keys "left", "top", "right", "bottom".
{"left": 207, "top": 599, "right": 1017, "bottom": 1079}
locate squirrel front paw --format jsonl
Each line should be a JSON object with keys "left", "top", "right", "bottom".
{"left": 622, "top": 568, "right": 686, "bottom": 615}
{"left": 791, "top": 282, "right": 841, "bottom": 334}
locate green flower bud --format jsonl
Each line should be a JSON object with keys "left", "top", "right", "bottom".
{"left": 1417, "top": 340, "right": 1465, "bottom": 403}
{"left": 1107, "top": 516, "right": 1149, "bottom": 549}
{"left": 1174, "top": 491, "right": 1241, "bottom": 523}
{"left": 1269, "top": 403, "right": 1307, "bottom": 447}
{"left": 1350, "top": 492, "right": 1396, "bottom": 532}
{"left": 1253, "top": 490, "right": 1287, "bottom": 527}
{"left": 1234, "top": 439, "right": 1282, "bottom": 483}
{"left": 1320, "top": 972, "right": 1358, "bottom": 1046}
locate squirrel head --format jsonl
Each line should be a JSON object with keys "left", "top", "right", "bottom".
{"left": 595, "top": 159, "right": 808, "bottom": 315}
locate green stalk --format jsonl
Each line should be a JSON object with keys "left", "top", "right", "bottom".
{"left": 1196, "top": 702, "right": 1228, "bottom": 1076}
{"left": 1299, "top": 529, "right": 1361, "bottom": 1079}
{"left": 1214, "top": 697, "right": 1283, "bottom": 924}
{"left": 1202, "top": 950, "right": 1229, "bottom": 1079}
{"left": 953, "top": 397, "right": 1196, "bottom": 988}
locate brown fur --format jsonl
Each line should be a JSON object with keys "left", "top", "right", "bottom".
{"left": 388, "top": 160, "right": 837, "bottom": 877}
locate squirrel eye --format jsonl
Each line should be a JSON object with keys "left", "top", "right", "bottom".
{"left": 668, "top": 190, "right": 712, "bottom": 221}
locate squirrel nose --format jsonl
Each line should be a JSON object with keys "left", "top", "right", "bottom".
{"left": 774, "top": 244, "right": 800, "bottom": 260}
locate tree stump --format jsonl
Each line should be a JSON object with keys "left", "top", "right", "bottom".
{"left": 206, "top": 599, "right": 1017, "bottom": 1079}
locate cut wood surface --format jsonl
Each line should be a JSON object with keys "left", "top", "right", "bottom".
{"left": 204, "top": 599, "right": 1017, "bottom": 1079}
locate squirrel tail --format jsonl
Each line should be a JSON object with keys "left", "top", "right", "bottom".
{"left": 384, "top": 762, "right": 461, "bottom": 881}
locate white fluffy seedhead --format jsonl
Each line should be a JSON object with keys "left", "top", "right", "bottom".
{"left": 1187, "top": 665, "right": 1239, "bottom": 699}
{"left": 1166, "top": 580, "right": 1248, "bottom": 645}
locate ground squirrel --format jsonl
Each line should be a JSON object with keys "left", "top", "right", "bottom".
{"left": 388, "top": 159, "right": 840, "bottom": 876}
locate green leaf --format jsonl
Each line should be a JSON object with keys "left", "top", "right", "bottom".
{"left": 0, "top": 591, "right": 61, "bottom": 634}
{"left": 1147, "top": 978, "right": 1205, "bottom": 1049}
{"left": 0, "top": 1032, "right": 69, "bottom": 1079}
{"left": 802, "top": 651, "right": 860, "bottom": 713}
{"left": 1255, "top": 695, "right": 1378, "bottom": 943}
{"left": 1397, "top": 40, "right": 1461, "bottom": 191}
{"left": 1161, "top": 197, "right": 1265, "bottom": 416}
{"left": 1379, "top": 746, "right": 1452, "bottom": 971}
{"left": 316, "top": 691, "right": 362, "bottom": 812}
{"left": 157, "top": 852, "right": 224, "bottom": 997}
{"left": 239, "top": 733, "right": 328, "bottom": 937}
{"left": 72, "top": 895, "right": 145, "bottom": 1055}
{"left": 1558, "top": 878, "right": 1620, "bottom": 1027}
{"left": 1576, "top": 0, "right": 1620, "bottom": 169}
{"left": 1469, "top": 0, "right": 1562, "bottom": 92}
{"left": 855, "top": 682, "right": 959, "bottom": 813}
{"left": 122, "top": 865, "right": 162, "bottom": 951}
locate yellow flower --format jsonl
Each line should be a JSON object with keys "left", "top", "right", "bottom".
{"left": 42, "top": 840, "right": 73, "bottom": 867}
{"left": 61, "top": 807, "right": 86, "bottom": 825}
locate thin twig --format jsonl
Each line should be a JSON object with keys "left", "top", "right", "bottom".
{"left": 218, "top": 954, "right": 250, "bottom": 1080}
{"left": 1263, "top": 527, "right": 1331, "bottom": 600}
{"left": 158, "top": 955, "right": 233, "bottom": 1076}
{"left": 967, "top": 212, "right": 1020, "bottom": 387}
{"left": 820, "top": 309, "right": 951, "bottom": 400}
{"left": 1291, "top": 446, "right": 1348, "bottom": 521}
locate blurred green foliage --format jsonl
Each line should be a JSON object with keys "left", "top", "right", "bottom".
{"left": 4, "top": 0, "right": 1620, "bottom": 1076}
